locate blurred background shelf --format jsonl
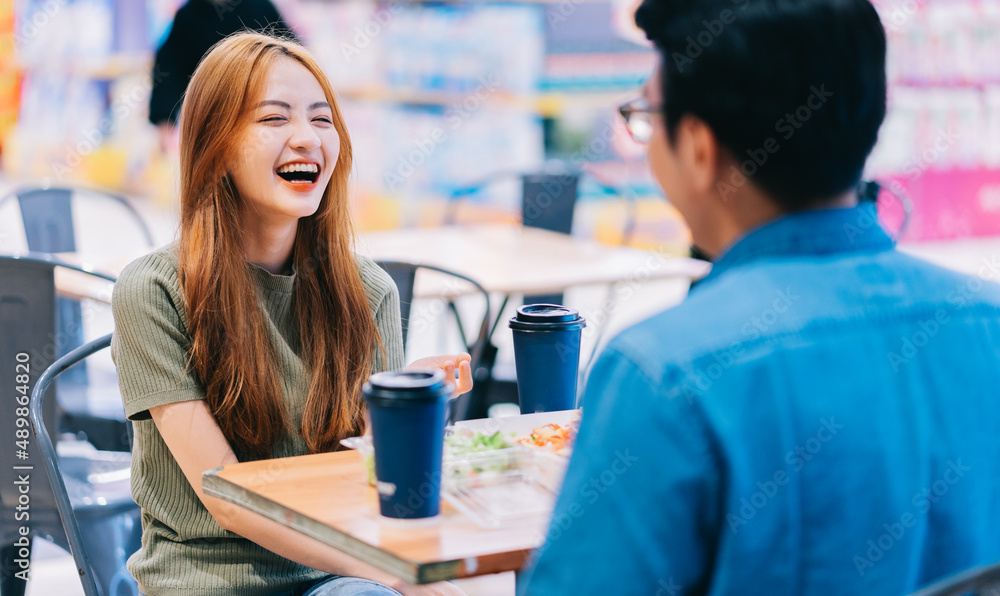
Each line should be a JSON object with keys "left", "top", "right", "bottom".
{"left": 2, "top": 0, "right": 1000, "bottom": 245}
{"left": 15, "top": 51, "right": 153, "bottom": 80}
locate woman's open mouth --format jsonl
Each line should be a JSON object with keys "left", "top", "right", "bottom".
{"left": 275, "top": 162, "right": 320, "bottom": 186}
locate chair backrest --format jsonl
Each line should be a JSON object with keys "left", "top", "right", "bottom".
{"left": 0, "top": 257, "right": 63, "bottom": 559}
{"left": 16, "top": 187, "right": 77, "bottom": 252}
{"left": 0, "top": 253, "right": 122, "bottom": 451}
{"left": 0, "top": 253, "right": 117, "bottom": 451}
{"left": 378, "top": 262, "right": 418, "bottom": 347}
{"left": 375, "top": 260, "right": 491, "bottom": 354}
{"left": 521, "top": 173, "right": 579, "bottom": 236}
{"left": 0, "top": 186, "right": 154, "bottom": 254}
{"left": 442, "top": 171, "right": 580, "bottom": 237}
{"left": 375, "top": 260, "right": 491, "bottom": 421}
{"left": 908, "top": 562, "right": 1000, "bottom": 596}
{"left": 521, "top": 173, "right": 579, "bottom": 306}
{"left": 0, "top": 186, "right": 150, "bottom": 392}
{"left": 30, "top": 334, "right": 115, "bottom": 596}
{"left": 7, "top": 256, "right": 140, "bottom": 596}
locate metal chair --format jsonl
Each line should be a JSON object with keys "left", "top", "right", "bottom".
{"left": 0, "top": 254, "right": 137, "bottom": 596}
{"left": 0, "top": 185, "right": 153, "bottom": 361}
{"left": 438, "top": 169, "right": 588, "bottom": 416}
{"left": 375, "top": 260, "right": 491, "bottom": 421}
{"left": 0, "top": 185, "right": 152, "bottom": 454}
{"left": 520, "top": 172, "right": 580, "bottom": 306}
{"left": 907, "top": 562, "right": 1000, "bottom": 596}
{"left": 441, "top": 170, "right": 580, "bottom": 307}
{"left": 0, "top": 185, "right": 155, "bottom": 253}
{"left": 29, "top": 333, "right": 140, "bottom": 596}
{"left": 0, "top": 253, "right": 130, "bottom": 454}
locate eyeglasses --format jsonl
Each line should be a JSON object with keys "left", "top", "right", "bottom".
{"left": 618, "top": 96, "right": 662, "bottom": 144}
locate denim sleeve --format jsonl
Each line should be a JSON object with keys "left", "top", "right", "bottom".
{"left": 519, "top": 343, "right": 720, "bottom": 596}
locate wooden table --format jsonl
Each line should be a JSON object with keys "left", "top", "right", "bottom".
{"left": 202, "top": 450, "right": 546, "bottom": 584}
{"left": 55, "top": 267, "right": 116, "bottom": 303}
{"left": 51, "top": 252, "right": 138, "bottom": 304}
{"left": 357, "top": 223, "right": 709, "bottom": 298}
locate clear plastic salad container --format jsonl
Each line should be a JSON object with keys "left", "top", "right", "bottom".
{"left": 339, "top": 427, "right": 526, "bottom": 487}
{"left": 441, "top": 448, "right": 561, "bottom": 528}
{"left": 340, "top": 429, "right": 567, "bottom": 528}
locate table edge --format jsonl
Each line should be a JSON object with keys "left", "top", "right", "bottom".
{"left": 202, "top": 467, "right": 509, "bottom": 584}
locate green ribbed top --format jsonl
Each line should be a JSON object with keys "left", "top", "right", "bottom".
{"left": 110, "top": 245, "right": 405, "bottom": 596}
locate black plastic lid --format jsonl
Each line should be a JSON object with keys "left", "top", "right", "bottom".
{"left": 509, "top": 304, "right": 586, "bottom": 331}
{"left": 363, "top": 369, "right": 454, "bottom": 406}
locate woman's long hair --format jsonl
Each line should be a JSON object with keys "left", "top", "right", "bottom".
{"left": 177, "top": 32, "right": 377, "bottom": 458}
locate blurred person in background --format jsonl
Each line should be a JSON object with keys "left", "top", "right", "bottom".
{"left": 149, "top": 0, "right": 297, "bottom": 154}
{"left": 116, "top": 33, "right": 469, "bottom": 596}
{"left": 522, "top": 0, "right": 1000, "bottom": 594}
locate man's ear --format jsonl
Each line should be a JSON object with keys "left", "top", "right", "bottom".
{"left": 675, "top": 115, "right": 719, "bottom": 197}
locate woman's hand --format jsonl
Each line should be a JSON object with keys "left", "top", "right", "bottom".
{"left": 406, "top": 353, "right": 473, "bottom": 396}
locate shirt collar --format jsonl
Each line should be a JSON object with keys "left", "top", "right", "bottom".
{"left": 698, "top": 203, "right": 895, "bottom": 287}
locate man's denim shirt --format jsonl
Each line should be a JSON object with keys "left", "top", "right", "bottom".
{"left": 522, "top": 204, "right": 1000, "bottom": 595}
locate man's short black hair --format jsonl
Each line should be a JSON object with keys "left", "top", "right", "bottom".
{"left": 635, "top": 0, "right": 887, "bottom": 210}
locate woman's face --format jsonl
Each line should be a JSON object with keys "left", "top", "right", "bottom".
{"left": 230, "top": 55, "right": 340, "bottom": 227}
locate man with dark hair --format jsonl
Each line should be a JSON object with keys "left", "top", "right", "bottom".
{"left": 520, "top": 1, "right": 1000, "bottom": 594}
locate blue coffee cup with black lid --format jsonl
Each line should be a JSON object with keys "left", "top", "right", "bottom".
{"left": 508, "top": 304, "right": 587, "bottom": 414}
{"left": 363, "top": 369, "right": 453, "bottom": 520}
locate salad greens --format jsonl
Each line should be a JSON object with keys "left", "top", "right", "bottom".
{"left": 359, "top": 429, "right": 523, "bottom": 486}
{"left": 444, "top": 429, "right": 516, "bottom": 456}
{"left": 444, "top": 429, "right": 520, "bottom": 480}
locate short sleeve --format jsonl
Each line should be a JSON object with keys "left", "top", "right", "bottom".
{"left": 358, "top": 256, "right": 405, "bottom": 373}
{"left": 111, "top": 252, "right": 204, "bottom": 420}
{"left": 373, "top": 282, "right": 405, "bottom": 373}
{"left": 519, "top": 341, "right": 721, "bottom": 595}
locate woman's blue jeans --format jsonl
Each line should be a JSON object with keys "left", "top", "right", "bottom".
{"left": 281, "top": 575, "right": 404, "bottom": 596}
{"left": 143, "top": 576, "right": 402, "bottom": 596}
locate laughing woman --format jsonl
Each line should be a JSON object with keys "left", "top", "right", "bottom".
{"left": 111, "top": 33, "right": 470, "bottom": 596}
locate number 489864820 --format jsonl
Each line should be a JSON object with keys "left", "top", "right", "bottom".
{"left": 14, "top": 353, "right": 30, "bottom": 453}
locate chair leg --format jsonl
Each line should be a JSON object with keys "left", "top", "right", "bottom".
{"left": 1, "top": 541, "right": 29, "bottom": 596}
{"left": 454, "top": 341, "right": 500, "bottom": 420}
